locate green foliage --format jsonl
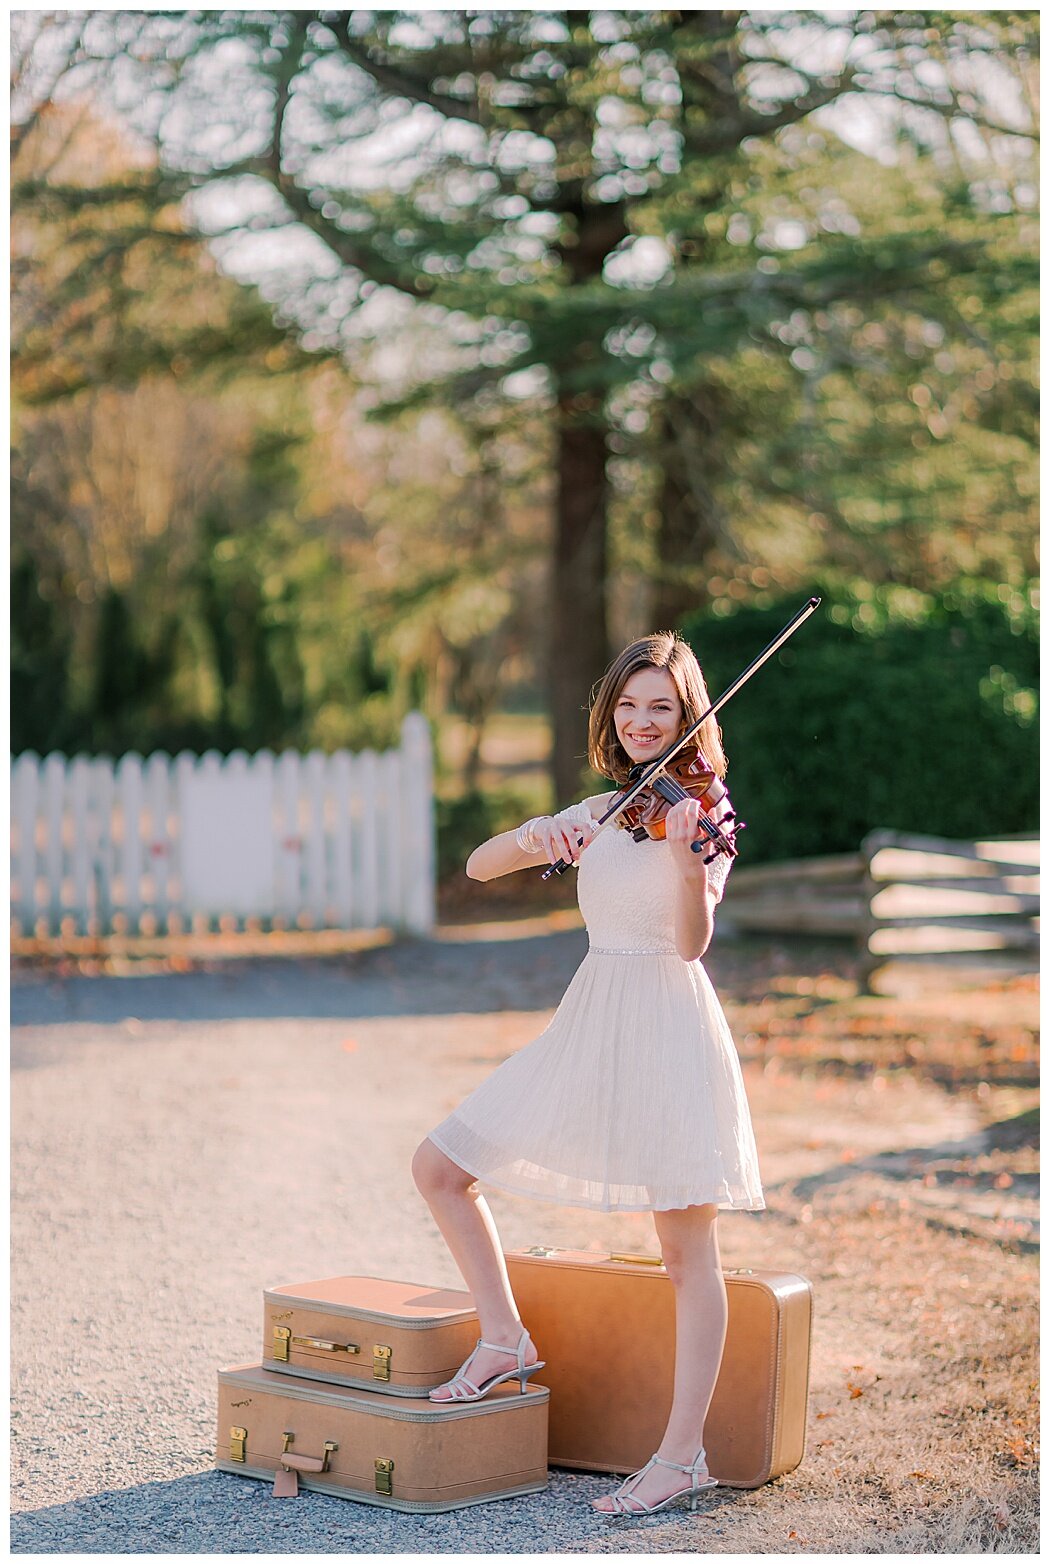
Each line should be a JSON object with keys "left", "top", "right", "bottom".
{"left": 9, "top": 554, "right": 76, "bottom": 754}
{"left": 87, "top": 586, "right": 179, "bottom": 753}
{"left": 679, "top": 584, "right": 1037, "bottom": 864}
{"left": 435, "top": 786, "right": 535, "bottom": 883}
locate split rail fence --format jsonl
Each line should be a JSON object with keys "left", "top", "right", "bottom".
{"left": 10, "top": 713, "right": 435, "bottom": 940}
{"left": 719, "top": 829, "right": 1039, "bottom": 969}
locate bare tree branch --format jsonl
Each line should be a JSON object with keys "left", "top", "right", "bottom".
{"left": 257, "top": 17, "right": 431, "bottom": 299}
{"left": 328, "top": 14, "right": 482, "bottom": 126}
{"left": 681, "top": 64, "right": 862, "bottom": 156}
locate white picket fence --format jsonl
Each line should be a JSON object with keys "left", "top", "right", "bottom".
{"left": 10, "top": 713, "right": 435, "bottom": 940}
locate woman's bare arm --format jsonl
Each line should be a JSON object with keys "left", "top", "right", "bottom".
{"left": 466, "top": 800, "right": 608, "bottom": 881}
{"left": 466, "top": 826, "right": 548, "bottom": 881}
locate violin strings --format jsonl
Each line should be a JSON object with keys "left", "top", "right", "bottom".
{"left": 650, "top": 773, "right": 729, "bottom": 848}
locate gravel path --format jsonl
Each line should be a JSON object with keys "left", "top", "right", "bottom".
{"left": 11, "top": 930, "right": 990, "bottom": 1553}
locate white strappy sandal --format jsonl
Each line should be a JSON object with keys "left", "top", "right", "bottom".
{"left": 592, "top": 1447, "right": 718, "bottom": 1516}
{"left": 428, "top": 1325, "right": 545, "bottom": 1403}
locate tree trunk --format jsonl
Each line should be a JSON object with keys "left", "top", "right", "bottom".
{"left": 550, "top": 391, "right": 609, "bottom": 804}
{"left": 652, "top": 10, "right": 743, "bottom": 630}
{"left": 652, "top": 390, "right": 723, "bottom": 629}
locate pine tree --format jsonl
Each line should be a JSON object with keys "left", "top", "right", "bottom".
{"left": 14, "top": 10, "right": 1037, "bottom": 794}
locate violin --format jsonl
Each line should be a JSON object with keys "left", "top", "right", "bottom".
{"left": 541, "top": 595, "right": 821, "bottom": 880}
{"left": 614, "top": 741, "right": 742, "bottom": 864}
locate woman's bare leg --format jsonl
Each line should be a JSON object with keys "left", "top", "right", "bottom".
{"left": 592, "top": 1202, "right": 727, "bottom": 1512}
{"left": 411, "top": 1138, "right": 538, "bottom": 1397}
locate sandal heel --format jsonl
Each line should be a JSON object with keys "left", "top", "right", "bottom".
{"left": 518, "top": 1360, "right": 546, "bottom": 1391}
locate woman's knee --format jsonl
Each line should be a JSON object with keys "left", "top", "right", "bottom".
{"left": 411, "top": 1137, "right": 474, "bottom": 1196}
{"left": 654, "top": 1203, "right": 719, "bottom": 1280}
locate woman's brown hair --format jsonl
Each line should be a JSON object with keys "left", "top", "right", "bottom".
{"left": 587, "top": 631, "right": 727, "bottom": 786}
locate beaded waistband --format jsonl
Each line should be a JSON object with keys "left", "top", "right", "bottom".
{"left": 588, "top": 944, "right": 678, "bottom": 956}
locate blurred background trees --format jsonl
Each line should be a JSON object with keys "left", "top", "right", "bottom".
{"left": 10, "top": 9, "right": 1038, "bottom": 863}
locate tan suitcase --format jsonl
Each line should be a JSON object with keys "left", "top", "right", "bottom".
{"left": 505, "top": 1245, "right": 811, "bottom": 1487}
{"left": 216, "top": 1361, "right": 549, "bottom": 1512}
{"left": 262, "top": 1275, "right": 481, "bottom": 1396}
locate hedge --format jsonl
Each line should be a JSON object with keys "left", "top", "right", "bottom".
{"left": 677, "top": 584, "right": 1037, "bottom": 865}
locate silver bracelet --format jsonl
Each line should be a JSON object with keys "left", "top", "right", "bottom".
{"left": 515, "top": 816, "right": 548, "bottom": 853}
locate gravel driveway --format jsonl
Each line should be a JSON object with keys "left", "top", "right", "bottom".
{"left": 10, "top": 929, "right": 989, "bottom": 1553}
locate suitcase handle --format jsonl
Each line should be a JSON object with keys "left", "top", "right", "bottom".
{"left": 281, "top": 1438, "right": 338, "bottom": 1475}
{"left": 609, "top": 1251, "right": 664, "bottom": 1266}
{"left": 292, "top": 1335, "right": 360, "bottom": 1355}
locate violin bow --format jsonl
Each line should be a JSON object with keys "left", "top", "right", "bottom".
{"left": 542, "top": 595, "right": 822, "bottom": 880}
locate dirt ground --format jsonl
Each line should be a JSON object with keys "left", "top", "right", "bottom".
{"left": 10, "top": 912, "right": 1038, "bottom": 1554}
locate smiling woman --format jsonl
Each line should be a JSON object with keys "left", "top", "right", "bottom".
{"left": 588, "top": 631, "right": 728, "bottom": 789}
{"left": 615, "top": 668, "right": 680, "bottom": 753}
{"left": 413, "top": 627, "right": 759, "bottom": 1515}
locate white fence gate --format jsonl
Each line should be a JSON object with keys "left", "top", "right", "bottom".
{"left": 10, "top": 713, "right": 435, "bottom": 939}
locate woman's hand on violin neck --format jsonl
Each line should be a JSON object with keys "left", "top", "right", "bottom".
{"left": 664, "top": 798, "right": 712, "bottom": 882}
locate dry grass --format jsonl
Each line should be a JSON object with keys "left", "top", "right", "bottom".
{"left": 557, "top": 1192, "right": 1037, "bottom": 1554}
{"left": 700, "top": 1202, "right": 1039, "bottom": 1554}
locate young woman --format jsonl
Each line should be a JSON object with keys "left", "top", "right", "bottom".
{"left": 411, "top": 631, "right": 764, "bottom": 1517}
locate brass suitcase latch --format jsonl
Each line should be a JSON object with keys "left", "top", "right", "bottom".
{"left": 373, "top": 1344, "right": 392, "bottom": 1381}
{"left": 230, "top": 1426, "right": 248, "bottom": 1463}
{"left": 375, "top": 1458, "right": 394, "bottom": 1495}
{"left": 273, "top": 1327, "right": 291, "bottom": 1361}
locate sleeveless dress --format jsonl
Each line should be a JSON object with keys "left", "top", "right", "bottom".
{"left": 426, "top": 798, "right": 765, "bottom": 1214}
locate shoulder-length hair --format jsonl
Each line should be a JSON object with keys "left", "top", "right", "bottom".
{"left": 586, "top": 631, "right": 727, "bottom": 786}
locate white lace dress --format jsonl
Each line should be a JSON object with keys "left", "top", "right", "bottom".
{"left": 426, "top": 798, "right": 765, "bottom": 1213}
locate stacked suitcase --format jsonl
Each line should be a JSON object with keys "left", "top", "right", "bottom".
{"left": 216, "top": 1276, "right": 550, "bottom": 1512}
{"left": 216, "top": 1250, "right": 812, "bottom": 1511}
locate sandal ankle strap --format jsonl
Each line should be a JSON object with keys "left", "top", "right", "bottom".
{"left": 477, "top": 1326, "right": 529, "bottom": 1365}
{"left": 652, "top": 1447, "right": 708, "bottom": 1475}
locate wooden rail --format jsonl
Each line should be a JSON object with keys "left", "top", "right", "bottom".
{"left": 719, "top": 831, "right": 1039, "bottom": 968}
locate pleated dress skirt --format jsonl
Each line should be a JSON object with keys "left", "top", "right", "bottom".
{"left": 426, "top": 946, "right": 766, "bottom": 1214}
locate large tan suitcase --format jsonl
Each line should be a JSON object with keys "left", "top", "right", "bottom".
{"left": 262, "top": 1275, "right": 480, "bottom": 1396}
{"left": 505, "top": 1245, "right": 811, "bottom": 1487}
{"left": 216, "top": 1361, "right": 549, "bottom": 1512}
